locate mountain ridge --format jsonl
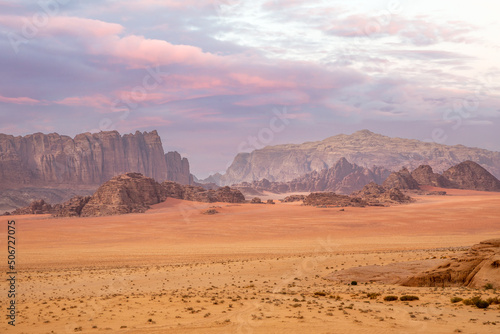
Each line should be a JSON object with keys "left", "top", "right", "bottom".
{"left": 207, "top": 130, "right": 500, "bottom": 185}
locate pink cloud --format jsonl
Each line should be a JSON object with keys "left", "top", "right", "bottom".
{"left": 0, "top": 15, "right": 123, "bottom": 37}
{"left": 234, "top": 91, "right": 310, "bottom": 106}
{"left": 0, "top": 94, "right": 41, "bottom": 105}
{"left": 55, "top": 94, "right": 115, "bottom": 109}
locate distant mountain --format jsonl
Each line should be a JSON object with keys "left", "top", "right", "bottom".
{"left": 206, "top": 130, "right": 500, "bottom": 186}
{"left": 232, "top": 158, "right": 390, "bottom": 195}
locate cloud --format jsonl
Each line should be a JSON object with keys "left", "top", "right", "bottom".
{"left": 0, "top": 94, "right": 41, "bottom": 105}
{"left": 323, "top": 14, "right": 476, "bottom": 46}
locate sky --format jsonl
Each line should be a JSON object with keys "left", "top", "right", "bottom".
{"left": 0, "top": 0, "right": 499, "bottom": 178}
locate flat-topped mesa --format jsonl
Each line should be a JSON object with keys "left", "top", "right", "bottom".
{"left": 161, "top": 181, "right": 245, "bottom": 203}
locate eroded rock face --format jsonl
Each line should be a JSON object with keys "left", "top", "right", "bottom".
{"left": 442, "top": 161, "right": 500, "bottom": 191}
{"left": 402, "top": 239, "right": 500, "bottom": 288}
{"left": 0, "top": 130, "right": 169, "bottom": 189}
{"left": 209, "top": 130, "right": 500, "bottom": 185}
{"left": 411, "top": 165, "right": 451, "bottom": 187}
{"left": 165, "top": 151, "right": 193, "bottom": 185}
{"left": 80, "top": 173, "right": 167, "bottom": 217}
{"left": 382, "top": 167, "right": 420, "bottom": 190}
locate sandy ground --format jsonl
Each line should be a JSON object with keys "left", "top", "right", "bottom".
{"left": 1, "top": 188, "right": 500, "bottom": 333}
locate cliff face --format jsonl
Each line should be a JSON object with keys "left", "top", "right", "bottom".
{"left": 212, "top": 130, "right": 500, "bottom": 185}
{"left": 0, "top": 130, "right": 169, "bottom": 188}
{"left": 165, "top": 151, "right": 193, "bottom": 185}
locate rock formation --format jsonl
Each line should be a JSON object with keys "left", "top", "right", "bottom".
{"left": 281, "top": 195, "right": 306, "bottom": 203}
{"left": 79, "top": 173, "right": 168, "bottom": 217}
{"left": 410, "top": 165, "right": 451, "bottom": 188}
{"left": 206, "top": 130, "right": 500, "bottom": 185}
{"left": 0, "top": 130, "right": 195, "bottom": 210}
{"left": 161, "top": 181, "right": 245, "bottom": 203}
{"left": 9, "top": 199, "right": 54, "bottom": 215}
{"left": 232, "top": 158, "right": 390, "bottom": 195}
{"left": 303, "top": 192, "right": 368, "bottom": 207}
{"left": 0, "top": 130, "right": 169, "bottom": 188}
{"left": 53, "top": 196, "right": 91, "bottom": 217}
{"left": 165, "top": 151, "right": 193, "bottom": 185}
{"left": 402, "top": 239, "right": 500, "bottom": 289}
{"left": 382, "top": 167, "right": 420, "bottom": 190}
{"left": 442, "top": 161, "right": 500, "bottom": 191}
{"left": 352, "top": 182, "right": 414, "bottom": 205}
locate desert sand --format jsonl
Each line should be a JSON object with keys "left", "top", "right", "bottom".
{"left": 1, "top": 188, "right": 500, "bottom": 333}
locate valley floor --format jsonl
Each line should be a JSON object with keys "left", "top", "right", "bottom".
{"left": 1, "top": 188, "right": 500, "bottom": 333}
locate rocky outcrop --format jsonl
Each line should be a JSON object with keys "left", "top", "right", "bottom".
{"left": 161, "top": 181, "right": 245, "bottom": 203}
{"left": 402, "top": 239, "right": 500, "bottom": 289}
{"left": 207, "top": 130, "right": 500, "bottom": 185}
{"left": 232, "top": 158, "right": 390, "bottom": 195}
{"left": 382, "top": 167, "right": 420, "bottom": 190}
{"left": 281, "top": 195, "right": 306, "bottom": 203}
{"left": 165, "top": 151, "right": 193, "bottom": 185}
{"left": 442, "top": 161, "right": 500, "bottom": 191}
{"left": 411, "top": 165, "right": 451, "bottom": 188}
{"left": 52, "top": 196, "right": 91, "bottom": 217}
{"left": 352, "top": 182, "right": 414, "bottom": 205}
{"left": 303, "top": 192, "right": 368, "bottom": 207}
{"left": 10, "top": 199, "right": 54, "bottom": 215}
{"left": 80, "top": 173, "right": 168, "bottom": 217}
{"left": 0, "top": 130, "right": 169, "bottom": 189}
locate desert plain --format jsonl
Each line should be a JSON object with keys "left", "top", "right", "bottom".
{"left": 2, "top": 187, "right": 500, "bottom": 334}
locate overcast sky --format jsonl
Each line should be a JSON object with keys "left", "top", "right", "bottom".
{"left": 0, "top": 0, "right": 499, "bottom": 177}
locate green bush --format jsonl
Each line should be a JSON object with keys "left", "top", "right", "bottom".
{"left": 366, "top": 292, "right": 381, "bottom": 299}
{"left": 350, "top": 281, "right": 358, "bottom": 286}
{"left": 484, "top": 283, "right": 494, "bottom": 290}
{"left": 314, "top": 291, "right": 327, "bottom": 296}
{"left": 450, "top": 297, "right": 463, "bottom": 303}
{"left": 384, "top": 295, "right": 398, "bottom": 301}
{"left": 475, "top": 300, "right": 489, "bottom": 309}
{"left": 486, "top": 296, "right": 500, "bottom": 305}
{"left": 400, "top": 295, "right": 419, "bottom": 301}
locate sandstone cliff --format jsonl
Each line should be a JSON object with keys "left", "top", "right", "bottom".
{"left": 410, "top": 165, "right": 451, "bottom": 188}
{"left": 0, "top": 130, "right": 168, "bottom": 188}
{"left": 165, "top": 151, "right": 193, "bottom": 185}
{"left": 210, "top": 130, "right": 500, "bottom": 185}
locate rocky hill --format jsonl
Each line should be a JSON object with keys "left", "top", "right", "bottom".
{"left": 208, "top": 130, "right": 500, "bottom": 185}
{"left": 79, "top": 173, "right": 168, "bottom": 217}
{"left": 410, "top": 165, "right": 451, "bottom": 188}
{"left": 0, "top": 130, "right": 193, "bottom": 212}
{"left": 232, "top": 158, "right": 390, "bottom": 195}
{"left": 352, "top": 182, "right": 414, "bottom": 205}
{"left": 442, "top": 161, "right": 500, "bottom": 191}
{"left": 161, "top": 181, "right": 245, "bottom": 203}
{"left": 382, "top": 167, "right": 420, "bottom": 190}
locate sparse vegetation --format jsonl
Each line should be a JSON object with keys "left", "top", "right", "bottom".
{"left": 450, "top": 297, "right": 463, "bottom": 303}
{"left": 384, "top": 296, "right": 398, "bottom": 302}
{"left": 350, "top": 281, "right": 358, "bottom": 286}
{"left": 462, "top": 296, "right": 490, "bottom": 308}
{"left": 400, "top": 295, "right": 419, "bottom": 301}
